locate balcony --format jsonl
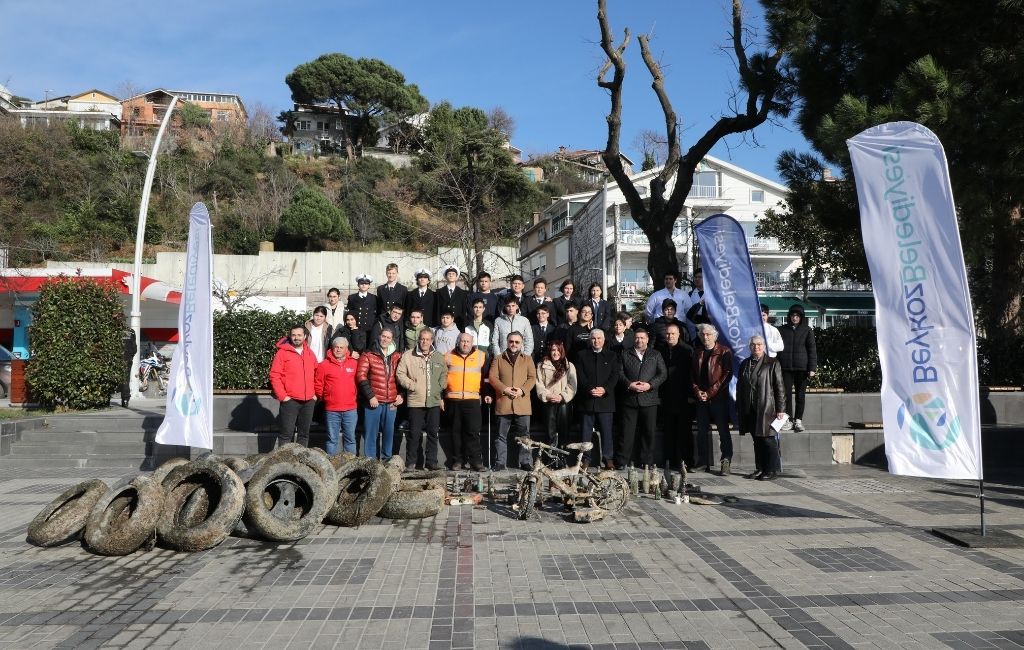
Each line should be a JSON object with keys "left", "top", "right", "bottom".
{"left": 756, "top": 272, "right": 870, "bottom": 292}
{"left": 618, "top": 228, "right": 688, "bottom": 247}
{"left": 746, "top": 237, "right": 781, "bottom": 252}
{"left": 687, "top": 184, "right": 721, "bottom": 199}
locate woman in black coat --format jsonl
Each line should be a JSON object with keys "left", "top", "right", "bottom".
{"left": 331, "top": 312, "right": 367, "bottom": 358}
{"left": 584, "top": 282, "right": 613, "bottom": 330}
{"left": 737, "top": 335, "right": 786, "bottom": 480}
{"left": 777, "top": 304, "right": 817, "bottom": 432}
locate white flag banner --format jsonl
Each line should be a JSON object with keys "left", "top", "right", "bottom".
{"left": 847, "top": 122, "right": 982, "bottom": 480}
{"left": 156, "top": 203, "right": 214, "bottom": 449}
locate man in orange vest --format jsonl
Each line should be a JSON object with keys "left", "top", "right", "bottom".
{"left": 444, "top": 333, "right": 486, "bottom": 471}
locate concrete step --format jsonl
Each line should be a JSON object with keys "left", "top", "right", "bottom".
{"left": 0, "top": 455, "right": 150, "bottom": 469}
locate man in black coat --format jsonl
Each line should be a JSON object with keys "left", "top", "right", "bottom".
{"left": 346, "top": 274, "right": 379, "bottom": 332}
{"left": 405, "top": 268, "right": 437, "bottom": 328}
{"left": 657, "top": 322, "right": 694, "bottom": 470}
{"left": 777, "top": 303, "right": 818, "bottom": 433}
{"left": 435, "top": 264, "right": 468, "bottom": 330}
{"left": 376, "top": 263, "right": 408, "bottom": 318}
{"left": 523, "top": 277, "right": 555, "bottom": 325}
{"left": 467, "top": 271, "right": 500, "bottom": 323}
{"left": 574, "top": 328, "right": 620, "bottom": 470}
{"left": 618, "top": 326, "right": 667, "bottom": 469}
{"left": 651, "top": 299, "right": 688, "bottom": 348}
{"left": 551, "top": 279, "right": 580, "bottom": 327}
{"left": 369, "top": 304, "right": 406, "bottom": 353}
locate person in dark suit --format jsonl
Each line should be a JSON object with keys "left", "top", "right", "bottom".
{"left": 346, "top": 274, "right": 379, "bottom": 332}
{"left": 606, "top": 313, "right": 635, "bottom": 356}
{"left": 376, "top": 263, "right": 408, "bottom": 317}
{"left": 531, "top": 304, "right": 557, "bottom": 364}
{"left": 657, "top": 321, "right": 694, "bottom": 471}
{"left": 467, "top": 271, "right": 500, "bottom": 323}
{"left": 523, "top": 277, "right": 555, "bottom": 325}
{"left": 435, "top": 264, "right": 468, "bottom": 330}
{"left": 585, "top": 282, "right": 613, "bottom": 330}
{"left": 651, "top": 299, "right": 689, "bottom": 348}
{"left": 552, "top": 279, "right": 580, "bottom": 327}
{"left": 405, "top": 268, "right": 437, "bottom": 328}
{"left": 574, "top": 328, "right": 620, "bottom": 470}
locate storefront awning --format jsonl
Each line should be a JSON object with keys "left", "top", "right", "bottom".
{"left": 805, "top": 295, "right": 876, "bottom": 313}
{"left": 0, "top": 268, "right": 181, "bottom": 303}
{"left": 759, "top": 296, "right": 815, "bottom": 314}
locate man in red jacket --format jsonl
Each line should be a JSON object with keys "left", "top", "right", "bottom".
{"left": 269, "top": 324, "right": 318, "bottom": 448}
{"left": 314, "top": 337, "right": 359, "bottom": 454}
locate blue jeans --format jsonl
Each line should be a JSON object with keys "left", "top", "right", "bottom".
{"left": 324, "top": 409, "right": 358, "bottom": 455}
{"left": 362, "top": 403, "right": 398, "bottom": 459}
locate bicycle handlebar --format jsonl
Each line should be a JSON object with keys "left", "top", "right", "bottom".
{"left": 514, "top": 437, "right": 571, "bottom": 455}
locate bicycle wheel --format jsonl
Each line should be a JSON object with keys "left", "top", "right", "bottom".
{"left": 516, "top": 477, "right": 538, "bottom": 520}
{"left": 594, "top": 473, "right": 630, "bottom": 513}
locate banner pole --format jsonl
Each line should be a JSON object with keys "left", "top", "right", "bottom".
{"left": 979, "top": 479, "right": 986, "bottom": 536}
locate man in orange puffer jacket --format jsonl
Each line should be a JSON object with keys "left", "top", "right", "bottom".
{"left": 314, "top": 337, "right": 359, "bottom": 454}
{"left": 269, "top": 324, "right": 318, "bottom": 448}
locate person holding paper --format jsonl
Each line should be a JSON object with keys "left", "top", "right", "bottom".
{"left": 737, "top": 335, "right": 786, "bottom": 480}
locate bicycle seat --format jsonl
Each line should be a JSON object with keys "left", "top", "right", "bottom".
{"left": 565, "top": 442, "right": 593, "bottom": 452}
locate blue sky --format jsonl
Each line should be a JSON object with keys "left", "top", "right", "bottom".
{"left": 1, "top": 0, "right": 811, "bottom": 183}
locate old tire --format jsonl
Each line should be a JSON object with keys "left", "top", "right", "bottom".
{"left": 27, "top": 480, "right": 109, "bottom": 547}
{"left": 329, "top": 451, "right": 357, "bottom": 469}
{"left": 273, "top": 448, "right": 339, "bottom": 508}
{"left": 222, "top": 457, "right": 250, "bottom": 473}
{"left": 402, "top": 469, "right": 447, "bottom": 481}
{"left": 398, "top": 477, "right": 447, "bottom": 492}
{"left": 244, "top": 461, "right": 329, "bottom": 542}
{"left": 83, "top": 475, "right": 166, "bottom": 556}
{"left": 379, "top": 487, "right": 446, "bottom": 520}
{"left": 157, "top": 458, "right": 245, "bottom": 552}
{"left": 151, "top": 457, "right": 189, "bottom": 484}
{"left": 324, "top": 457, "right": 395, "bottom": 527}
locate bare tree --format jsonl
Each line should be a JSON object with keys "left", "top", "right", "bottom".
{"left": 211, "top": 266, "right": 286, "bottom": 314}
{"left": 114, "top": 80, "right": 144, "bottom": 101}
{"left": 596, "top": 0, "right": 790, "bottom": 281}
{"left": 631, "top": 128, "right": 669, "bottom": 169}
{"left": 487, "top": 106, "right": 516, "bottom": 140}
{"left": 246, "top": 101, "right": 281, "bottom": 147}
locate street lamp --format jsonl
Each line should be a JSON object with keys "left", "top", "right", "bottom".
{"left": 128, "top": 95, "right": 178, "bottom": 400}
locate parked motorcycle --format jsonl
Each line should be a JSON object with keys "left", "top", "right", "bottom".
{"left": 138, "top": 350, "right": 169, "bottom": 396}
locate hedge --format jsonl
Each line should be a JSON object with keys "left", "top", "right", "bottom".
{"left": 27, "top": 277, "right": 125, "bottom": 410}
{"left": 212, "top": 309, "right": 306, "bottom": 390}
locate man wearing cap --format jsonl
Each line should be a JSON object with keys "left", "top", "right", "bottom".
{"left": 347, "top": 275, "right": 379, "bottom": 332}
{"left": 405, "top": 268, "right": 437, "bottom": 328}
{"left": 376, "top": 263, "right": 408, "bottom": 318}
{"left": 435, "top": 265, "right": 468, "bottom": 330}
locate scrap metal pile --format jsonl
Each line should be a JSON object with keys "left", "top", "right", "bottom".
{"left": 25, "top": 444, "right": 446, "bottom": 555}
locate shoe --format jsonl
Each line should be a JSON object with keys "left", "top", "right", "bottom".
{"left": 604, "top": 460, "right": 615, "bottom": 471}
{"left": 759, "top": 471, "right": 778, "bottom": 481}
{"left": 720, "top": 459, "right": 731, "bottom": 476}
{"left": 471, "top": 464, "right": 485, "bottom": 472}
{"left": 426, "top": 464, "right": 444, "bottom": 471}
{"left": 744, "top": 471, "right": 760, "bottom": 479}
{"left": 793, "top": 419, "right": 805, "bottom": 432}
{"left": 493, "top": 464, "right": 506, "bottom": 472}
{"left": 405, "top": 464, "right": 416, "bottom": 472}
{"left": 780, "top": 419, "right": 794, "bottom": 432}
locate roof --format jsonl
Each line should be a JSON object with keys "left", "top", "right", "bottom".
{"left": 68, "top": 89, "right": 120, "bottom": 103}
{"left": 122, "top": 88, "right": 245, "bottom": 104}
{"left": 554, "top": 148, "right": 636, "bottom": 167}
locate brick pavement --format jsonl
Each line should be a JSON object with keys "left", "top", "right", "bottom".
{"left": 0, "top": 464, "right": 1022, "bottom": 649}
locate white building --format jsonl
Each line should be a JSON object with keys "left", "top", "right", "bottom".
{"left": 564, "top": 156, "right": 793, "bottom": 307}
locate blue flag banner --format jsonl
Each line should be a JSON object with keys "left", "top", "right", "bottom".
{"left": 693, "top": 213, "right": 765, "bottom": 383}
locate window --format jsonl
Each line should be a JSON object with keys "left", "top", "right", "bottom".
{"left": 217, "top": 111, "right": 229, "bottom": 122}
{"left": 296, "top": 120, "right": 312, "bottom": 130}
{"left": 555, "top": 240, "right": 569, "bottom": 268}
{"left": 690, "top": 171, "right": 720, "bottom": 198}
{"left": 751, "top": 189, "right": 765, "bottom": 203}
{"left": 334, "top": 120, "right": 344, "bottom": 130}
{"left": 316, "top": 121, "right": 330, "bottom": 131}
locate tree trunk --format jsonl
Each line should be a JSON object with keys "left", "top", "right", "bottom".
{"left": 986, "top": 205, "right": 1024, "bottom": 336}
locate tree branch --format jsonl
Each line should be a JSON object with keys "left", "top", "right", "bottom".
{"left": 597, "top": 0, "right": 646, "bottom": 224}
{"left": 637, "top": 33, "right": 680, "bottom": 189}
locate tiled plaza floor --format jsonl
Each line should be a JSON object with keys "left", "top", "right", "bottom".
{"left": 1, "top": 463, "right": 1022, "bottom": 649}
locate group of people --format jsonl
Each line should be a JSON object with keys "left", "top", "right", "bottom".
{"left": 268, "top": 264, "right": 819, "bottom": 480}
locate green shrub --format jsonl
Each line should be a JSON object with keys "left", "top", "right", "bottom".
{"left": 26, "top": 276, "right": 125, "bottom": 409}
{"left": 809, "top": 325, "right": 882, "bottom": 392}
{"left": 213, "top": 308, "right": 307, "bottom": 390}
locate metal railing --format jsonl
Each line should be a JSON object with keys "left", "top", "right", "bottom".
{"left": 687, "top": 184, "right": 721, "bottom": 199}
